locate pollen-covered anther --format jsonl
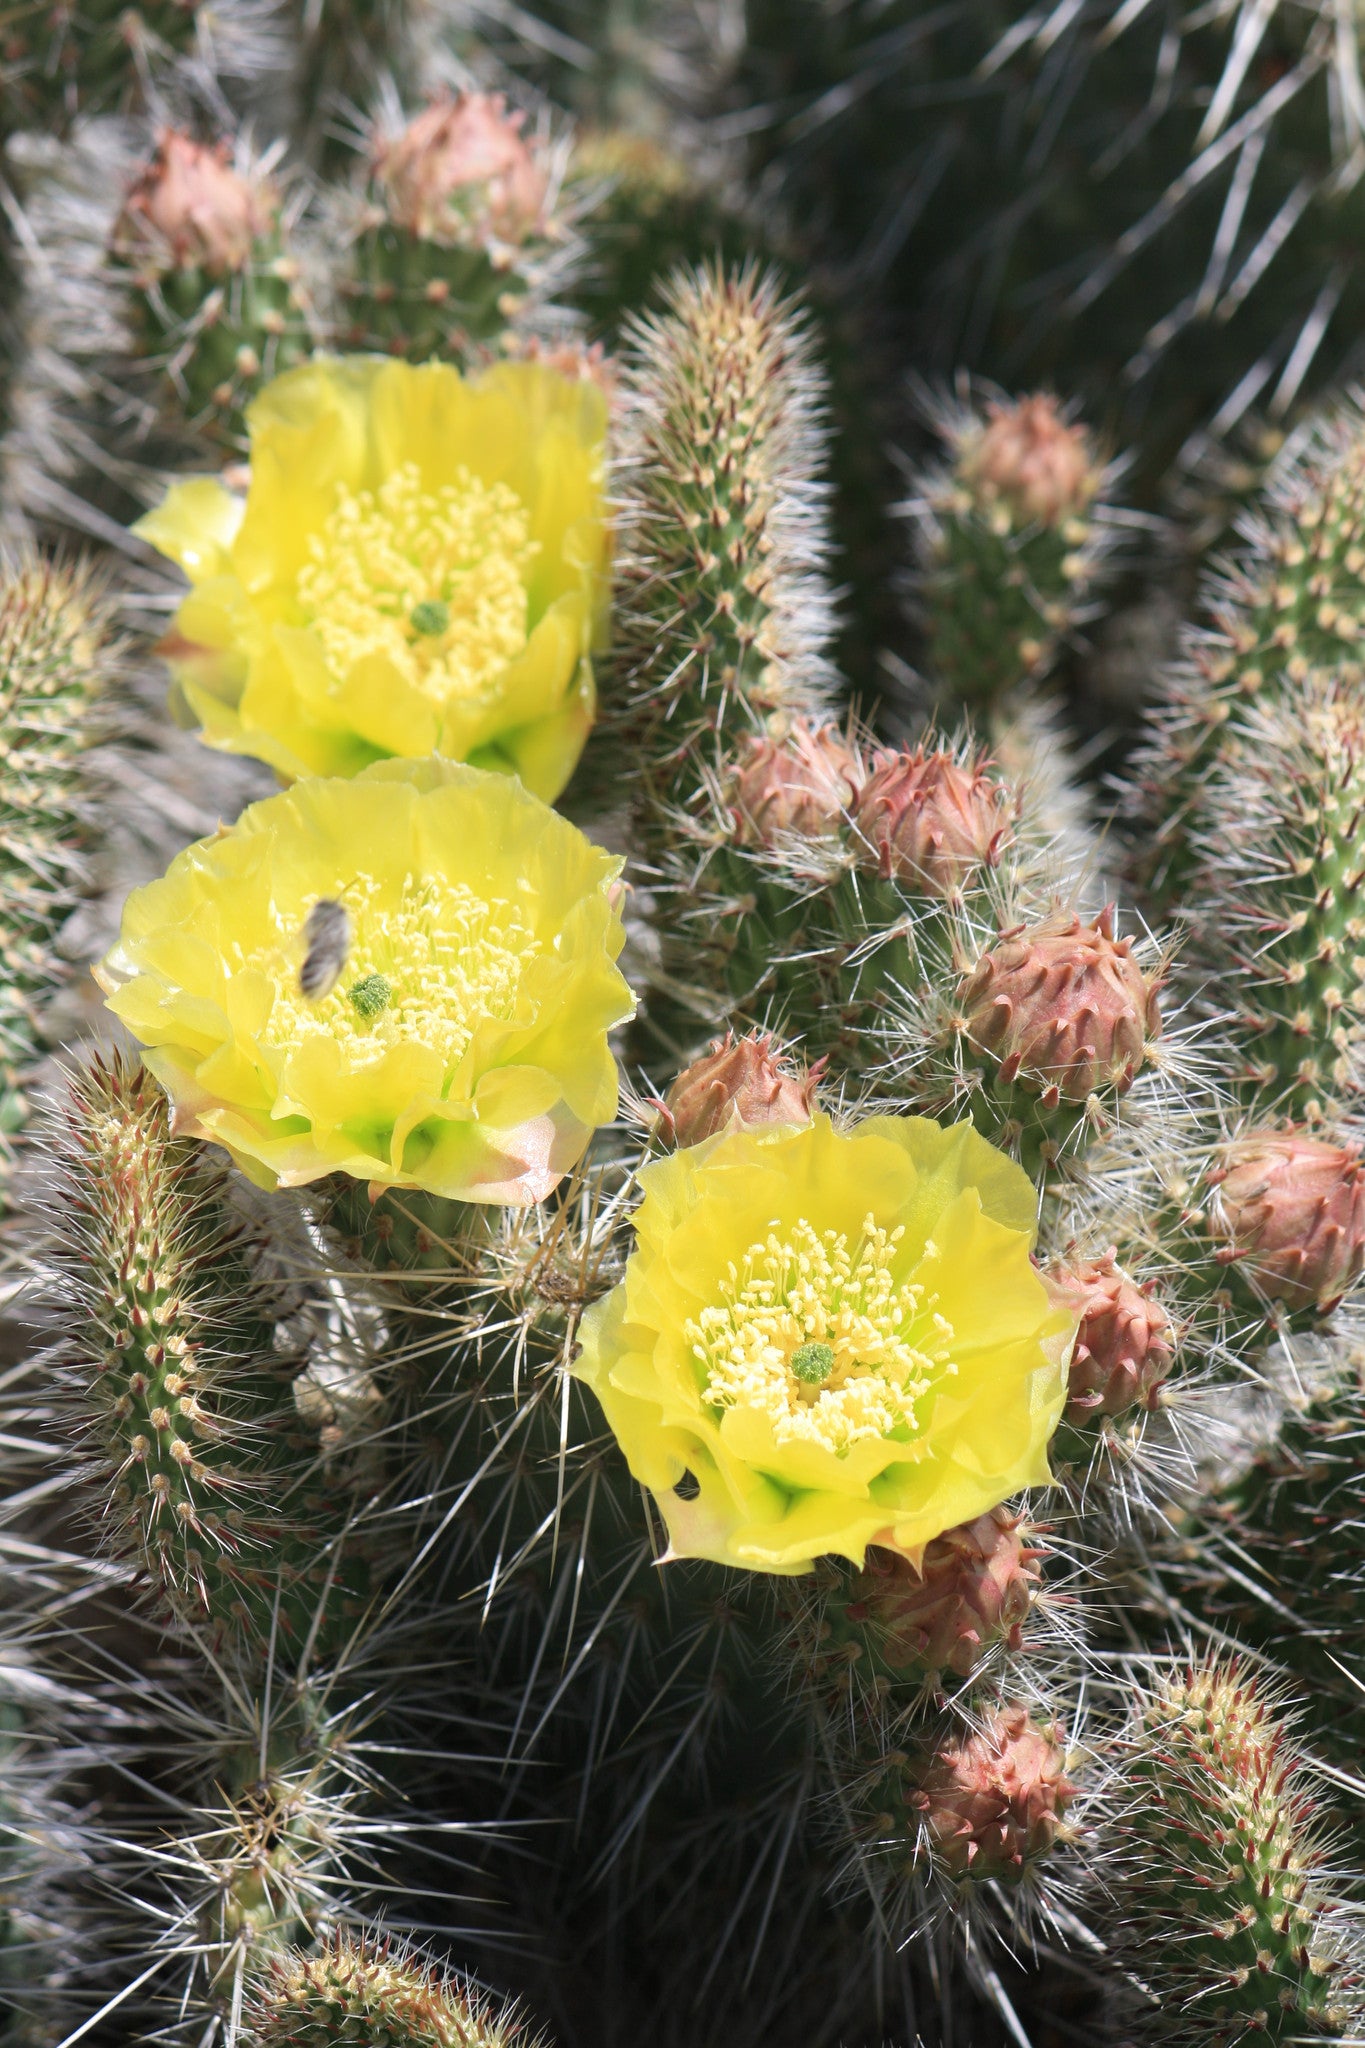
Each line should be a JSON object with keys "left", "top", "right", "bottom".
{"left": 848, "top": 1507, "right": 1043, "bottom": 1680}
{"left": 1208, "top": 1130, "right": 1365, "bottom": 1312}
{"left": 1045, "top": 1249, "right": 1175, "bottom": 1421}
{"left": 910, "top": 1704, "right": 1076, "bottom": 1879}
{"left": 958, "top": 906, "right": 1163, "bottom": 1102}
{"left": 852, "top": 744, "right": 1016, "bottom": 896}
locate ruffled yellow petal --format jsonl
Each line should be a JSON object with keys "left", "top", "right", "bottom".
{"left": 98, "top": 758, "right": 634, "bottom": 1202}
{"left": 136, "top": 355, "right": 608, "bottom": 801}
{"left": 573, "top": 1114, "right": 1076, "bottom": 1576}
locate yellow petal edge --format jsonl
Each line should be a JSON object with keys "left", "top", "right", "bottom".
{"left": 135, "top": 355, "right": 609, "bottom": 803}
{"left": 95, "top": 757, "right": 634, "bottom": 1202}
{"left": 572, "top": 1114, "right": 1077, "bottom": 1575}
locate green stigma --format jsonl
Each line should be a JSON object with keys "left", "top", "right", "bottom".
{"left": 409, "top": 598, "right": 450, "bottom": 637}
{"left": 790, "top": 1340, "right": 836, "bottom": 1386}
{"left": 348, "top": 972, "right": 392, "bottom": 1019}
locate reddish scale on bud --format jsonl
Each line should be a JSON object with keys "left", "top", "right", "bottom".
{"left": 911, "top": 1705, "right": 1076, "bottom": 1880}
{"left": 112, "top": 130, "right": 276, "bottom": 280}
{"left": 731, "top": 722, "right": 858, "bottom": 847}
{"left": 959, "top": 906, "right": 1163, "bottom": 1106}
{"left": 847, "top": 1508, "right": 1042, "bottom": 1681}
{"left": 659, "top": 1031, "right": 819, "bottom": 1149}
{"left": 371, "top": 92, "right": 549, "bottom": 247}
{"left": 852, "top": 745, "right": 1015, "bottom": 897}
{"left": 1208, "top": 1130, "right": 1365, "bottom": 1312}
{"left": 1046, "top": 1250, "right": 1175, "bottom": 1421}
{"left": 959, "top": 394, "right": 1098, "bottom": 529}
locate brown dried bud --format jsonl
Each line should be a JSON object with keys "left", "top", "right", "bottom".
{"left": 959, "top": 906, "right": 1163, "bottom": 1105}
{"left": 911, "top": 1704, "right": 1076, "bottom": 1880}
{"left": 852, "top": 745, "right": 1015, "bottom": 896}
{"left": 113, "top": 131, "right": 275, "bottom": 279}
{"left": 372, "top": 92, "right": 550, "bottom": 247}
{"left": 659, "top": 1033, "right": 819, "bottom": 1149}
{"left": 1209, "top": 1131, "right": 1365, "bottom": 1313}
{"left": 958, "top": 394, "right": 1098, "bottom": 527}
{"left": 1046, "top": 1250, "right": 1174, "bottom": 1422}
{"left": 732, "top": 723, "right": 858, "bottom": 847}
{"left": 848, "top": 1509, "right": 1042, "bottom": 1680}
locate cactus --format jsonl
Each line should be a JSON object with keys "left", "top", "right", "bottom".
{"left": 248, "top": 1933, "right": 527, "bottom": 2047}
{"left": 0, "top": 552, "right": 113, "bottom": 1183}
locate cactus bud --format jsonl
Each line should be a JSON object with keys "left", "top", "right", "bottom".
{"left": 1046, "top": 1250, "right": 1174, "bottom": 1421}
{"left": 959, "top": 394, "right": 1098, "bottom": 529}
{"left": 372, "top": 92, "right": 550, "bottom": 247}
{"left": 659, "top": 1031, "right": 818, "bottom": 1148}
{"left": 732, "top": 723, "right": 857, "bottom": 847}
{"left": 910, "top": 1704, "right": 1076, "bottom": 1879}
{"left": 112, "top": 130, "right": 275, "bottom": 280}
{"left": 1209, "top": 1130, "right": 1365, "bottom": 1312}
{"left": 251, "top": 1931, "right": 519, "bottom": 2045}
{"left": 852, "top": 744, "right": 1015, "bottom": 895}
{"left": 959, "top": 907, "right": 1163, "bottom": 1104}
{"left": 846, "top": 1510, "right": 1042, "bottom": 1682}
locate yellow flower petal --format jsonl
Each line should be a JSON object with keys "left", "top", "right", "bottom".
{"left": 135, "top": 355, "right": 608, "bottom": 801}
{"left": 99, "top": 758, "right": 635, "bottom": 1202}
{"left": 573, "top": 1114, "right": 1076, "bottom": 1576}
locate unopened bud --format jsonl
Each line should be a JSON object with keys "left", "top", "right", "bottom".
{"left": 1046, "top": 1250, "right": 1174, "bottom": 1421}
{"left": 659, "top": 1031, "right": 818, "bottom": 1148}
{"left": 112, "top": 130, "right": 276, "bottom": 279}
{"left": 853, "top": 745, "right": 1014, "bottom": 896}
{"left": 911, "top": 1704, "right": 1076, "bottom": 1880}
{"left": 732, "top": 723, "right": 858, "bottom": 848}
{"left": 850, "top": 1509, "right": 1043, "bottom": 1681}
{"left": 1209, "top": 1130, "right": 1365, "bottom": 1312}
{"left": 371, "top": 92, "right": 550, "bottom": 247}
{"left": 958, "top": 394, "right": 1098, "bottom": 528}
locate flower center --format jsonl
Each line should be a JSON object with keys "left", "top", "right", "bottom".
{"left": 246, "top": 871, "right": 541, "bottom": 1078}
{"left": 686, "top": 1215, "right": 956, "bottom": 1454}
{"left": 296, "top": 463, "right": 536, "bottom": 710}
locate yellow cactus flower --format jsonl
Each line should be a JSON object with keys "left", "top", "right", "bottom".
{"left": 135, "top": 354, "right": 609, "bottom": 803}
{"left": 573, "top": 1115, "right": 1075, "bottom": 1574}
{"left": 95, "top": 758, "right": 633, "bottom": 1201}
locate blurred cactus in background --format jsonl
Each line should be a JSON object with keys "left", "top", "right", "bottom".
{"left": 7, "top": 3, "right": 1365, "bottom": 2047}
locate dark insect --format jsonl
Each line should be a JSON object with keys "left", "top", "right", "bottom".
{"left": 299, "top": 898, "right": 351, "bottom": 1000}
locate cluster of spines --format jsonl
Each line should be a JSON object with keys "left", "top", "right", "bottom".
{"left": 41, "top": 1050, "right": 370, "bottom": 1659}
{"left": 0, "top": 552, "right": 112, "bottom": 1181}
{"left": 247, "top": 1932, "right": 528, "bottom": 2047}
{"left": 1095, "top": 1662, "right": 1364, "bottom": 2044}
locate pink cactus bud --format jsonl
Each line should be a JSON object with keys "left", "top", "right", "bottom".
{"left": 1208, "top": 1130, "right": 1365, "bottom": 1312}
{"left": 958, "top": 394, "right": 1098, "bottom": 527}
{"left": 911, "top": 1704, "right": 1076, "bottom": 1880}
{"left": 113, "top": 131, "right": 275, "bottom": 279}
{"left": 848, "top": 1509, "right": 1042, "bottom": 1680}
{"left": 732, "top": 723, "right": 858, "bottom": 847}
{"left": 852, "top": 745, "right": 1015, "bottom": 896}
{"left": 1046, "top": 1250, "right": 1174, "bottom": 1422}
{"left": 959, "top": 907, "right": 1163, "bottom": 1105}
{"left": 371, "top": 92, "right": 550, "bottom": 247}
{"left": 659, "top": 1032, "right": 819, "bottom": 1149}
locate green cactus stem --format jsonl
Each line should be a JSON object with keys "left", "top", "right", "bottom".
{"left": 247, "top": 1931, "right": 527, "bottom": 2047}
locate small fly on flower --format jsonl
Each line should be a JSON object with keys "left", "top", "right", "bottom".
{"left": 299, "top": 898, "right": 351, "bottom": 1001}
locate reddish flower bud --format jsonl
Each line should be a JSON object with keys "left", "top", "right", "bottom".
{"left": 911, "top": 1704, "right": 1076, "bottom": 1880}
{"left": 731, "top": 723, "right": 858, "bottom": 847}
{"left": 1208, "top": 1131, "right": 1365, "bottom": 1313}
{"left": 959, "top": 906, "right": 1162, "bottom": 1105}
{"left": 372, "top": 92, "right": 550, "bottom": 247}
{"left": 849, "top": 1509, "right": 1042, "bottom": 1680}
{"left": 1046, "top": 1250, "right": 1174, "bottom": 1421}
{"left": 852, "top": 745, "right": 1015, "bottom": 896}
{"left": 958, "top": 394, "right": 1098, "bottom": 528}
{"left": 659, "top": 1032, "right": 819, "bottom": 1149}
{"left": 113, "top": 131, "right": 275, "bottom": 279}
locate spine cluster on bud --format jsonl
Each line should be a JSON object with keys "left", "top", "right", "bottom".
{"left": 1098, "top": 1663, "right": 1362, "bottom": 2045}
{"left": 110, "top": 128, "right": 310, "bottom": 440}
{"left": 42, "top": 1054, "right": 368, "bottom": 1655}
{"left": 341, "top": 92, "right": 560, "bottom": 363}
{"left": 0, "top": 555, "right": 111, "bottom": 1184}
{"left": 906, "top": 391, "right": 1109, "bottom": 711}
{"left": 249, "top": 1932, "right": 523, "bottom": 2046}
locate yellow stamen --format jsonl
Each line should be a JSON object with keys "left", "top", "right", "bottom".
{"left": 296, "top": 463, "right": 536, "bottom": 709}
{"left": 686, "top": 1214, "right": 955, "bottom": 1454}
{"left": 244, "top": 872, "right": 540, "bottom": 1077}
